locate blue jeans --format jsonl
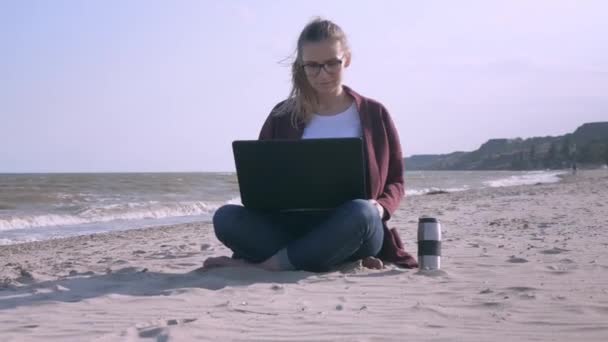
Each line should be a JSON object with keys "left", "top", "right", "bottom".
{"left": 212, "top": 199, "right": 384, "bottom": 272}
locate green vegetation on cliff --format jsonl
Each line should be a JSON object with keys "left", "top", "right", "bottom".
{"left": 405, "top": 122, "right": 608, "bottom": 170}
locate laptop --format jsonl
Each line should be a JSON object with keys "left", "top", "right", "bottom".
{"left": 232, "top": 137, "right": 369, "bottom": 211}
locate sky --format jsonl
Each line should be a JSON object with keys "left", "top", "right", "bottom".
{"left": 1, "top": 0, "right": 607, "bottom": 172}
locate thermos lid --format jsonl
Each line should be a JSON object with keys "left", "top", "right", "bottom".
{"left": 419, "top": 217, "right": 438, "bottom": 223}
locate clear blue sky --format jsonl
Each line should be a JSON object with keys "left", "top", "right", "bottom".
{"left": 1, "top": 0, "right": 607, "bottom": 172}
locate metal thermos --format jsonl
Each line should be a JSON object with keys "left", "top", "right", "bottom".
{"left": 417, "top": 216, "right": 442, "bottom": 270}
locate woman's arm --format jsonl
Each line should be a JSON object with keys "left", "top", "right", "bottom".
{"left": 258, "top": 114, "right": 274, "bottom": 140}
{"left": 259, "top": 101, "right": 290, "bottom": 140}
{"left": 375, "top": 108, "right": 405, "bottom": 221}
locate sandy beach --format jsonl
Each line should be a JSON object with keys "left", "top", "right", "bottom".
{"left": 1, "top": 170, "right": 607, "bottom": 341}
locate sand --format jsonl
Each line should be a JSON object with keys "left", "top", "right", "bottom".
{"left": 1, "top": 170, "right": 607, "bottom": 341}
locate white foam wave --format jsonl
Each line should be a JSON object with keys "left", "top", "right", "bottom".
{"left": 483, "top": 171, "right": 565, "bottom": 188}
{"left": 406, "top": 187, "right": 469, "bottom": 196}
{"left": 0, "top": 200, "right": 225, "bottom": 231}
{"left": 226, "top": 196, "right": 242, "bottom": 205}
{"left": 0, "top": 236, "right": 38, "bottom": 245}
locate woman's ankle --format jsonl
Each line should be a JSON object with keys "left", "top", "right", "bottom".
{"left": 260, "top": 248, "right": 294, "bottom": 271}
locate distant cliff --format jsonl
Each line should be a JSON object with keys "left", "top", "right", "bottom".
{"left": 404, "top": 122, "right": 608, "bottom": 170}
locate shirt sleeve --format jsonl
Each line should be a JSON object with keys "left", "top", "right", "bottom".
{"left": 258, "top": 114, "right": 275, "bottom": 140}
{"left": 259, "top": 101, "right": 289, "bottom": 140}
{"left": 376, "top": 107, "right": 405, "bottom": 221}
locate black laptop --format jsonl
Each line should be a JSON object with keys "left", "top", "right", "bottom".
{"left": 232, "top": 137, "right": 369, "bottom": 211}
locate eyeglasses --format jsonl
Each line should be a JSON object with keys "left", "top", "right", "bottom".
{"left": 301, "top": 58, "right": 344, "bottom": 76}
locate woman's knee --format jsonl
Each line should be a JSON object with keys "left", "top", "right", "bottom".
{"left": 342, "top": 199, "right": 379, "bottom": 224}
{"left": 212, "top": 204, "right": 243, "bottom": 242}
{"left": 341, "top": 200, "right": 384, "bottom": 259}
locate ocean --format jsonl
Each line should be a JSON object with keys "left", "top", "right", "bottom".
{"left": 0, "top": 170, "right": 565, "bottom": 245}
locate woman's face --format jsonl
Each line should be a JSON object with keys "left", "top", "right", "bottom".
{"left": 300, "top": 39, "right": 350, "bottom": 95}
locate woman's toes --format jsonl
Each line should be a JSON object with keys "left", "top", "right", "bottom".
{"left": 362, "top": 256, "right": 384, "bottom": 269}
{"left": 202, "top": 256, "right": 232, "bottom": 268}
{"left": 203, "top": 256, "right": 252, "bottom": 269}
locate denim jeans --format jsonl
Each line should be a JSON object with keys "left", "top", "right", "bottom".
{"left": 212, "top": 199, "right": 384, "bottom": 272}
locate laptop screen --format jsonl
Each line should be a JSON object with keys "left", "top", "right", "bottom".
{"left": 232, "top": 138, "right": 369, "bottom": 211}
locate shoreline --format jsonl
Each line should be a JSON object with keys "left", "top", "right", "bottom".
{"left": 1, "top": 169, "right": 570, "bottom": 246}
{"left": 0, "top": 169, "right": 584, "bottom": 252}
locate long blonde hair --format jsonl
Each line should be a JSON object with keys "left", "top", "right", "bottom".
{"left": 276, "top": 18, "right": 350, "bottom": 128}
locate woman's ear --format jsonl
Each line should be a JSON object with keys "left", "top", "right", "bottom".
{"left": 343, "top": 51, "right": 352, "bottom": 68}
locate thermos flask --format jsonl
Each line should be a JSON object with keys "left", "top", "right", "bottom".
{"left": 417, "top": 216, "right": 442, "bottom": 270}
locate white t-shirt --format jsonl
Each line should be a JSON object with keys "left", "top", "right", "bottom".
{"left": 300, "top": 102, "right": 384, "bottom": 218}
{"left": 302, "top": 102, "right": 362, "bottom": 139}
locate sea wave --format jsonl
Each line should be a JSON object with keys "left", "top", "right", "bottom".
{"left": 406, "top": 187, "right": 469, "bottom": 196}
{"left": 405, "top": 170, "right": 565, "bottom": 196}
{"left": 483, "top": 171, "right": 566, "bottom": 188}
{"left": 0, "top": 170, "right": 565, "bottom": 232}
{"left": 0, "top": 200, "right": 225, "bottom": 231}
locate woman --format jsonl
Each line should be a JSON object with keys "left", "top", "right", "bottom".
{"left": 203, "top": 18, "right": 418, "bottom": 272}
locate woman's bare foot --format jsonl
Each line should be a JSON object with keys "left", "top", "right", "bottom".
{"left": 202, "top": 256, "right": 251, "bottom": 269}
{"left": 202, "top": 255, "right": 382, "bottom": 271}
{"left": 201, "top": 255, "right": 282, "bottom": 271}
{"left": 362, "top": 256, "right": 384, "bottom": 269}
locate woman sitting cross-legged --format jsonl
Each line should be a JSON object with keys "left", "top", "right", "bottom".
{"left": 203, "top": 18, "right": 418, "bottom": 272}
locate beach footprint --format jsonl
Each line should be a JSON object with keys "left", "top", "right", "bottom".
{"left": 506, "top": 286, "right": 537, "bottom": 300}
{"left": 507, "top": 256, "right": 529, "bottom": 263}
{"left": 541, "top": 247, "right": 570, "bottom": 255}
{"left": 546, "top": 261, "right": 577, "bottom": 274}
